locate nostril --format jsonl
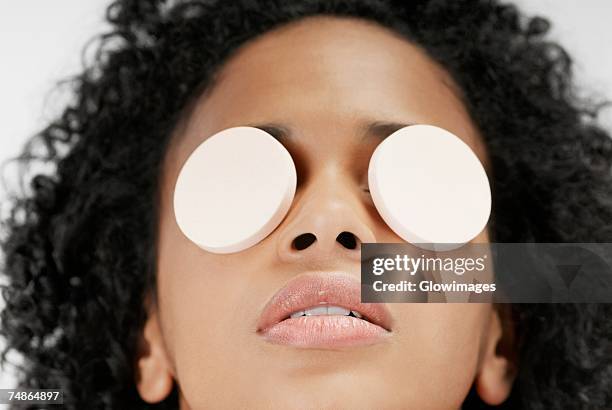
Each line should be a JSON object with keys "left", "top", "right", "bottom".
{"left": 336, "top": 231, "right": 358, "bottom": 250}
{"left": 292, "top": 233, "right": 317, "bottom": 250}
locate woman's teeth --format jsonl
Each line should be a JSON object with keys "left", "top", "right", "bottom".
{"left": 289, "top": 306, "right": 363, "bottom": 319}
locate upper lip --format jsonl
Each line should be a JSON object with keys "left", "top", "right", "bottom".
{"left": 256, "top": 272, "right": 393, "bottom": 332}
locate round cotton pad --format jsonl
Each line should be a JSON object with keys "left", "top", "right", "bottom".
{"left": 368, "top": 124, "right": 491, "bottom": 250}
{"left": 174, "top": 126, "right": 296, "bottom": 253}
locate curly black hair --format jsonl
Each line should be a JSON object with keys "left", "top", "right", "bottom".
{"left": 2, "top": 0, "right": 612, "bottom": 409}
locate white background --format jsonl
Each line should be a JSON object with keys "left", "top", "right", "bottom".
{"left": 0, "top": 0, "right": 611, "bottom": 392}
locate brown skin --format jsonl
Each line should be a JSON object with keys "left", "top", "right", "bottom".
{"left": 136, "top": 17, "right": 515, "bottom": 409}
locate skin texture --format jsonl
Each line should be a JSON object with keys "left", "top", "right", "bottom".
{"left": 136, "top": 17, "right": 515, "bottom": 409}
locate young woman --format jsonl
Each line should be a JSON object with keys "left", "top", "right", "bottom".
{"left": 2, "top": 0, "right": 611, "bottom": 408}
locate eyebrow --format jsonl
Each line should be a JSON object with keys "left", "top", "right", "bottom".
{"left": 247, "top": 121, "right": 416, "bottom": 142}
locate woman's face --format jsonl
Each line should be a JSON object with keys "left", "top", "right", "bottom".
{"left": 141, "top": 17, "right": 514, "bottom": 409}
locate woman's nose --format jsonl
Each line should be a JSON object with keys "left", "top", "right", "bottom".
{"left": 276, "top": 179, "right": 376, "bottom": 264}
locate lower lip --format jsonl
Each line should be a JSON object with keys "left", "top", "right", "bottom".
{"left": 260, "top": 315, "right": 390, "bottom": 348}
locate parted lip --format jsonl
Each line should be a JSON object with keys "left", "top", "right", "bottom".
{"left": 256, "top": 272, "right": 393, "bottom": 332}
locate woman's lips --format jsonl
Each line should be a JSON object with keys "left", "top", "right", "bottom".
{"left": 257, "top": 272, "right": 392, "bottom": 348}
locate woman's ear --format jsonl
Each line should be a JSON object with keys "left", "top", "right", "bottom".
{"left": 135, "top": 308, "right": 174, "bottom": 403}
{"left": 475, "top": 307, "right": 518, "bottom": 406}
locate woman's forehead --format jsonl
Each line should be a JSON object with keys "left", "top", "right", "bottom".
{"left": 171, "top": 16, "right": 487, "bottom": 165}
